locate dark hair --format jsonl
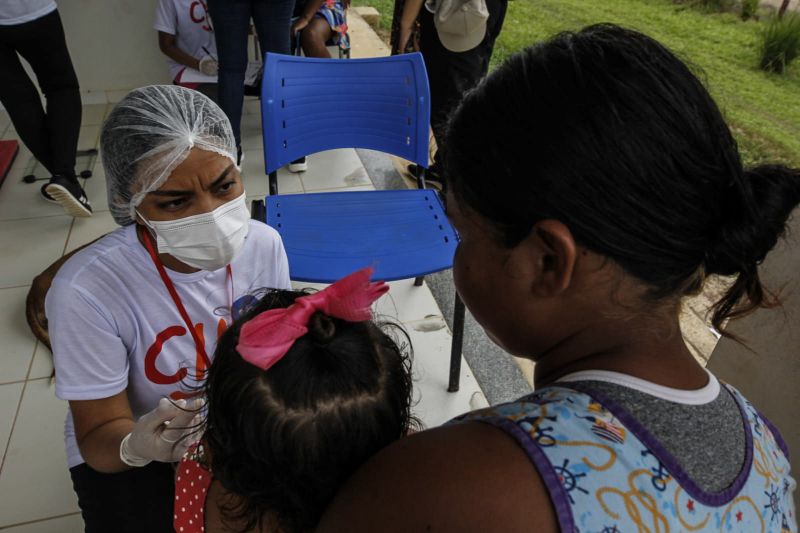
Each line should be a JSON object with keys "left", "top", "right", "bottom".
{"left": 202, "top": 289, "right": 415, "bottom": 532}
{"left": 443, "top": 23, "right": 800, "bottom": 334}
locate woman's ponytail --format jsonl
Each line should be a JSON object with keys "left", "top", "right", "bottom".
{"left": 707, "top": 165, "right": 800, "bottom": 334}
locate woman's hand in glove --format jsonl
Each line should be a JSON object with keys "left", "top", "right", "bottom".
{"left": 199, "top": 56, "right": 218, "bottom": 76}
{"left": 119, "top": 397, "right": 202, "bottom": 466}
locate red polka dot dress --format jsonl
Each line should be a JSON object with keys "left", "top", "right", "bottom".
{"left": 174, "top": 443, "right": 212, "bottom": 533}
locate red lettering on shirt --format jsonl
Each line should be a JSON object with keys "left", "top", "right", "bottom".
{"left": 189, "top": 0, "right": 212, "bottom": 32}
{"left": 145, "top": 325, "right": 190, "bottom": 385}
{"left": 145, "top": 320, "right": 227, "bottom": 400}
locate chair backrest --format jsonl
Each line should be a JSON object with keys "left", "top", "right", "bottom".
{"left": 261, "top": 52, "right": 430, "bottom": 174}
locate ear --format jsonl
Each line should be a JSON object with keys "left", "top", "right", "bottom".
{"left": 505, "top": 219, "right": 577, "bottom": 297}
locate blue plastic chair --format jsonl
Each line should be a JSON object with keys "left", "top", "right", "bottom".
{"left": 251, "top": 52, "right": 466, "bottom": 391}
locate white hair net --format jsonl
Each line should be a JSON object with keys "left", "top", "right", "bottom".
{"left": 101, "top": 85, "right": 237, "bottom": 226}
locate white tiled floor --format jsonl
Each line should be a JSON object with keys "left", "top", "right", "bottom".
{"left": 27, "top": 344, "right": 54, "bottom": 383}
{"left": 0, "top": 382, "right": 24, "bottom": 461}
{"left": 0, "top": 287, "right": 38, "bottom": 385}
{"left": 0, "top": 107, "right": 482, "bottom": 531}
{"left": 0, "top": 379, "right": 79, "bottom": 526}
{"left": 1, "top": 514, "right": 84, "bottom": 533}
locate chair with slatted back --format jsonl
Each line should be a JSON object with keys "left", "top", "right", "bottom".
{"left": 250, "top": 52, "right": 466, "bottom": 391}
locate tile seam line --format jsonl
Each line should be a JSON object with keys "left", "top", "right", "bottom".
{"left": 0, "top": 375, "right": 51, "bottom": 387}
{"left": 0, "top": 213, "right": 72, "bottom": 223}
{"left": 0, "top": 511, "right": 82, "bottom": 530}
{"left": 0, "top": 379, "right": 28, "bottom": 475}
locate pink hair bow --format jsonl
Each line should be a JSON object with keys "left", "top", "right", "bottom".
{"left": 236, "top": 267, "right": 389, "bottom": 370}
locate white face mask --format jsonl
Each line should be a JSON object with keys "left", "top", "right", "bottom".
{"left": 137, "top": 193, "right": 250, "bottom": 271}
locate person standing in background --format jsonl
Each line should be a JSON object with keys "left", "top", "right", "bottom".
{"left": 207, "top": 0, "right": 296, "bottom": 167}
{"left": 0, "top": 0, "right": 92, "bottom": 217}
{"left": 291, "top": 0, "right": 350, "bottom": 59}
{"left": 154, "top": 0, "right": 220, "bottom": 102}
{"left": 397, "top": 0, "right": 507, "bottom": 189}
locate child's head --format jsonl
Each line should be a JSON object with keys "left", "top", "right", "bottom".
{"left": 202, "top": 272, "right": 415, "bottom": 532}
{"left": 443, "top": 23, "right": 800, "bottom": 356}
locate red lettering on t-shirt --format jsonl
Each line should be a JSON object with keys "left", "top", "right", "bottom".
{"left": 189, "top": 0, "right": 212, "bottom": 32}
{"left": 145, "top": 325, "right": 190, "bottom": 385}
{"left": 145, "top": 320, "right": 227, "bottom": 400}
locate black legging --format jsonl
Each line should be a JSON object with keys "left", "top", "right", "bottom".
{"left": 418, "top": 0, "right": 507, "bottom": 160}
{"left": 70, "top": 461, "right": 176, "bottom": 533}
{"left": 0, "top": 9, "right": 81, "bottom": 177}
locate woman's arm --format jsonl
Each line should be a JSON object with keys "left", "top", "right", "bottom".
{"left": 397, "top": 0, "right": 425, "bottom": 53}
{"left": 317, "top": 422, "right": 559, "bottom": 532}
{"left": 73, "top": 392, "right": 201, "bottom": 473}
{"left": 158, "top": 31, "right": 202, "bottom": 71}
{"left": 71, "top": 390, "right": 135, "bottom": 473}
{"left": 291, "top": 0, "right": 328, "bottom": 35}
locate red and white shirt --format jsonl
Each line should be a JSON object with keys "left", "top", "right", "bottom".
{"left": 48, "top": 221, "right": 290, "bottom": 468}
{"left": 153, "top": 0, "right": 217, "bottom": 82}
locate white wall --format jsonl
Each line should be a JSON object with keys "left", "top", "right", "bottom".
{"left": 1, "top": 0, "right": 261, "bottom": 108}
{"left": 59, "top": 0, "right": 171, "bottom": 102}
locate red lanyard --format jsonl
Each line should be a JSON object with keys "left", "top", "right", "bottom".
{"left": 139, "top": 225, "right": 233, "bottom": 367}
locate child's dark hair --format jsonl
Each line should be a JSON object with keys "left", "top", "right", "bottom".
{"left": 203, "top": 289, "right": 416, "bottom": 532}
{"left": 443, "top": 23, "right": 800, "bottom": 334}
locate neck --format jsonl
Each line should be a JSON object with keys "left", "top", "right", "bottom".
{"left": 136, "top": 224, "right": 200, "bottom": 274}
{"left": 532, "top": 313, "right": 709, "bottom": 391}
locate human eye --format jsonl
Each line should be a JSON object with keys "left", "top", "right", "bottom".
{"left": 158, "top": 197, "right": 189, "bottom": 211}
{"left": 217, "top": 181, "right": 236, "bottom": 194}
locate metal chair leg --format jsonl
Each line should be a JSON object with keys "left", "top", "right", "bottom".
{"left": 414, "top": 276, "right": 424, "bottom": 286}
{"left": 448, "top": 292, "right": 466, "bottom": 392}
{"left": 269, "top": 171, "right": 278, "bottom": 196}
{"left": 416, "top": 167, "right": 427, "bottom": 190}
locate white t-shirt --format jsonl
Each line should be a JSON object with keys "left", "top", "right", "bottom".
{"left": 153, "top": 0, "right": 217, "bottom": 81}
{"left": 0, "top": 0, "right": 56, "bottom": 25}
{"left": 47, "top": 221, "right": 290, "bottom": 468}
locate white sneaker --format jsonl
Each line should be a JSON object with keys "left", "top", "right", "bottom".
{"left": 288, "top": 157, "right": 307, "bottom": 173}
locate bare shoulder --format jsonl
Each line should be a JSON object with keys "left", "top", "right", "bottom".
{"left": 316, "top": 421, "right": 559, "bottom": 533}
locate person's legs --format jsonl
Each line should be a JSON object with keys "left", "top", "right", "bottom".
{"left": 207, "top": 0, "right": 251, "bottom": 150}
{"left": 13, "top": 10, "right": 81, "bottom": 178}
{"left": 252, "top": 0, "right": 299, "bottom": 169}
{"left": 70, "top": 462, "right": 176, "bottom": 533}
{"left": 195, "top": 83, "right": 219, "bottom": 103}
{"left": 0, "top": 11, "right": 90, "bottom": 215}
{"left": 420, "top": 0, "right": 507, "bottom": 148}
{"left": 251, "top": 0, "right": 295, "bottom": 57}
{"left": 0, "top": 25, "right": 53, "bottom": 173}
{"left": 300, "top": 17, "right": 334, "bottom": 58}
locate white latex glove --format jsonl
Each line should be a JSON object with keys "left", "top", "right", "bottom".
{"left": 198, "top": 56, "right": 218, "bottom": 76}
{"left": 119, "top": 397, "right": 203, "bottom": 467}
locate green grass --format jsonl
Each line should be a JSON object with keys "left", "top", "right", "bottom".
{"left": 759, "top": 13, "right": 800, "bottom": 73}
{"left": 352, "top": 0, "right": 395, "bottom": 32}
{"left": 351, "top": 0, "right": 800, "bottom": 167}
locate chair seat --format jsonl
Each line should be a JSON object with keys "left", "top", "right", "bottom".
{"left": 266, "top": 189, "right": 458, "bottom": 283}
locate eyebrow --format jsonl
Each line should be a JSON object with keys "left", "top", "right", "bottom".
{"left": 148, "top": 165, "right": 235, "bottom": 197}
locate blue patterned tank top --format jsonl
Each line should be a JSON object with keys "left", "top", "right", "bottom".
{"left": 450, "top": 383, "right": 796, "bottom": 532}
